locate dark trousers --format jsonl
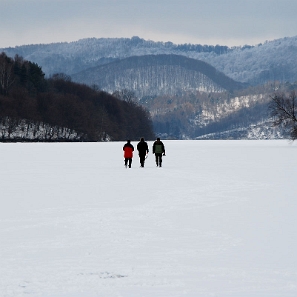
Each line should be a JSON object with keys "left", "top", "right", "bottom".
{"left": 155, "top": 153, "right": 163, "bottom": 167}
{"left": 124, "top": 158, "right": 132, "bottom": 168}
{"left": 139, "top": 154, "right": 146, "bottom": 167}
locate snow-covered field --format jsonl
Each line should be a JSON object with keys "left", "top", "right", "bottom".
{"left": 1, "top": 140, "right": 296, "bottom": 297}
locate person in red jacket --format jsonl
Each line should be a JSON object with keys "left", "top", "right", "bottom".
{"left": 123, "top": 140, "right": 134, "bottom": 168}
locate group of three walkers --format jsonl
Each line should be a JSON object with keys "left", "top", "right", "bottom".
{"left": 123, "top": 138, "right": 165, "bottom": 168}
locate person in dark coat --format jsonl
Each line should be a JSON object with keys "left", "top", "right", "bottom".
{"left": 152, "top": 137, "right": 165, "bottom": 167}
{"left": 137, "top": 137, "right": 149, "bottom": 167}
{"left": 123, "top": 140, "right": 134, "bottom": 168}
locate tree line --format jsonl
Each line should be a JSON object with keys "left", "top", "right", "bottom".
{"left": 0, "top": 53, "right": 155, "bottom": 141}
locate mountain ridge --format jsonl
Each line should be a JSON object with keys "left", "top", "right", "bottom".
{"left": 2, "top": 35, "right": 297, "bottom": 85}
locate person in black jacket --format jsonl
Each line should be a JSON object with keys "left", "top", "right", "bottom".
{"left": 137, "top": 137, "right": 149, "bottom": 167}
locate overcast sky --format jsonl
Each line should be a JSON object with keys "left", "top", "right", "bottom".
{"left": 1, "top": 0, "right": 297, "bottom": 48}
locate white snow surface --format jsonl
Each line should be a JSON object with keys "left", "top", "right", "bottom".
{"left": 1, "top": 140, "right": 296, "bottom": 297}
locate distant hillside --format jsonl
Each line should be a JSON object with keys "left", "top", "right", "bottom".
{"left": 0, "top": 37, "right": 231, "bottom": 76}
{"left": 141, "top": 82, "right": 290, "bottom": 140}
{"left": 71, "top": 54, "right": 246, "bottom": 97}
{"left": 2, "top": 35, "right": 297, "bottom": 85}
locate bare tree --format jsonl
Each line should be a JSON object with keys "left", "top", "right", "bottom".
{"left": 269, "top": 91, "right": 297, "bottom": 140}
{"left": 112, "top": 89, "right": 137, "bottom": 103}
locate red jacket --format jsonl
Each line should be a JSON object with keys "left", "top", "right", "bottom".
{"left": 123, "top": 143, "right": 134, "bottom": 158}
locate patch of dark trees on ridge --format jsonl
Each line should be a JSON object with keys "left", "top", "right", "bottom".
{"left": 0, "top": 53, "right": 155, "bottom": 141}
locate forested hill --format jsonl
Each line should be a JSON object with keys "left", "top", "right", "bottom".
{"left": 0, "top": 53, "right": 155, "bottom": 141}
{"left": 71, "top": 55, "right": 247, "bottom": 97}
{"left": 0, "top": 37, "right": 234, "bottom": 76}
{"left": 2, "top": 35, "right": 297, "bottom": 85}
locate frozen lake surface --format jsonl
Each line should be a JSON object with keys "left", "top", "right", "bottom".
{"left": 0, "top": 140, "right": 296, "bottom": 297}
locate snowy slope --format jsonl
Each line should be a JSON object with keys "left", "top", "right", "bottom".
{"left": 1, "top": 141, "right": 297, "bottom": 297}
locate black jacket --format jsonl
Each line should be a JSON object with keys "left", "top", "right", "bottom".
{"left": 137, "top": 140, "right": 149, "bottom": 155}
